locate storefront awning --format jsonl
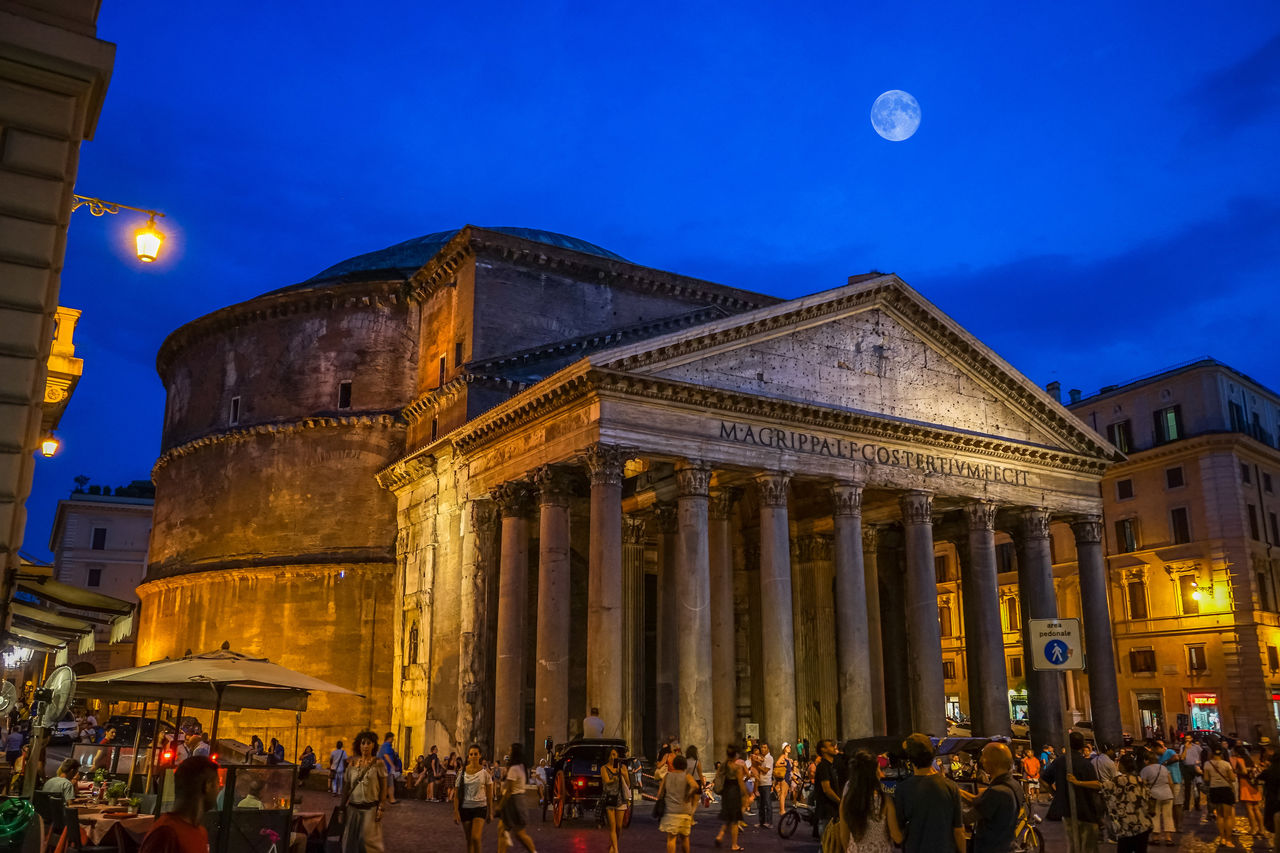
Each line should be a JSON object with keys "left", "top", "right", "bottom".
{"left": 14, "top": 569, "right": 134, "bottom": 644}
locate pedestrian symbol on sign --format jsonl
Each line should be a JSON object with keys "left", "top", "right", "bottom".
{"left": 1045, "top": 639, "right": 1070, "bottom": 665}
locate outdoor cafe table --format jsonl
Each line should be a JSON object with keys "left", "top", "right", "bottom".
{"left": 291, "top": 811, "right": 327, "bottom": 838}
{"left": 69, "top": 804, "right": 156, "bottom": 851}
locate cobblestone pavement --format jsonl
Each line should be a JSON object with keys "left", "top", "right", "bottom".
{"left": 293, "top": 788, "right": 1280, "bottom": 853}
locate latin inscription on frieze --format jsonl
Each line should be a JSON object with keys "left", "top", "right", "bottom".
{"left": 717, "top": 421, "right": 1031, "bottom": 487}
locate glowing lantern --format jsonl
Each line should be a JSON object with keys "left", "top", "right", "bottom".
{"left": 40, "top": 435, "right": 60, "bottom": 457}
{"left": 135, "top": 215, "right": 164, "bottom": 262}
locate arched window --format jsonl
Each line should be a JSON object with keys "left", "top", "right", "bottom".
{"left": 407, "top": 623, "right": 419, "bottom": 665}
{"left": 938, "top": 605, "right": 953, "bottom": 637}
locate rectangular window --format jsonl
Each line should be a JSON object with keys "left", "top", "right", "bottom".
{"left": 90, "top": 527, "right": 106, "bottom": 550}
{"left": 1179, "top": 574, "right": 1201, "bottom": 615}
{"left": 1107, "top": 420, "right": 1133, "bottom": 453}
{"left": 996, "top": 542, "right": 1017, "bottom": 574}
{"left": 1130, "top": 648, "right": 1157, "bottom": 673}
{"left": 86, "top": 567, "right": 101, "bottom": 587}
{"left": 1170, "top": 507, "right": 1191, "bottom": 544}
{"left": 430, "top": 417, "right": 439, "bottom": 442}
{"left": 942, "top": 659, "right": 956, "bottom": 680}
{"left": 454, "top": 341, "right": 464, "bottom": 367}
{"left": 1231, "top": 401, "right": 1247, "bottom": 432}
{"left": 1243, "top": 463, "right": 1252, "bottom": 484}
{"left": 1127, "top": 580, "right": 1148, "bottom": 619}
{"left": 1271, "top": 512, "right": 1279, "bottom": 544}
{"left": 1187, "top": 645, "right": 1207, "bottom": 673}
{"left": 1117, "top": 479, "right": 1134, "bottom": 500}
{"left": 1115, "top": 518, "right": 1138, "bottom": 553}
{"left": 1270, "top": 646, "right": 1280, "bottom": 672}
{"left": 337, "top": 380, "right": 352, "bottom": 410}
{"left": 230, "top": 396, "right": 241, "bottom": 426}
{"left": 438, "top": 356, "right": 446, "bottom": 387}
{"left": 1249, "top": 504, "right": 1261, "bottom": 540}
{"left": 1003, "top": 596, "right": 1019, "bottom": 631}
{"left": 1266, "top": 473, "right": 1274, "bottom": 494}
{"left": 1166, "top": 466, "right": 1184, "bottom": 489}
{"left": 1259, "top": 572, "right": 1274, "bottom": 611}
{"left": 1153, "top": 405, "right": 1183, "bottom": 444}
{"left": 1008, "top": 656, "right": 1023, "bottom": 679}
{"left": 934, "top": 555, "right": 950, "bottom": 583}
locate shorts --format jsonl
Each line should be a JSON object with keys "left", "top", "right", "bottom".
{"left": 659, "top": 813, "right": 693, "bottom": 836}
{"left": 1209, "top": 786, "right": 1237, "bottom": 806}
{"left": 459, "top": 806, "right": 487, "bottom": 824}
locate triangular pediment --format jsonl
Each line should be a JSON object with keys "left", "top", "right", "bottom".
{"left": 589, "top": 275, "right": 1118, "bottom": 461}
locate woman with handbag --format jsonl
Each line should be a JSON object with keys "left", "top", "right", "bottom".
{"left": 340, "top": 730, "right": 388, "bottom": 853}
{"left": 1140, "top": 749, "right": 1176, "bottom": 845}
{"left": 1203, "top": 747, "right": 1239, "bottom": 844}
{"left": 453, "top": 744, "right": 492, "bottom": 853}
{"left": 713, "top": 745, "right": 747, "bottom": 851}
{"left": 599, "top": 747, "right": 630, "bottom": 853}
{"left": 1232, "top": 745, "right": 1264, "bottom": 836}
{"left": 1069, "top": 751, "right": 1151, "bottom": 853}
{"left": 655, "top": 753, "right": 700, "bottom": 853}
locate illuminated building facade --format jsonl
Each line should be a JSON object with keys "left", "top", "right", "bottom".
{"left": 147, "top": 226, "right": 1124, "bottom": 755}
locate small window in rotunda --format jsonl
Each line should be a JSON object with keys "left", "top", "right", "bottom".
{"left": 230, "top": 396, "right": 241, "bottom": 426}
{"left": 338, "top": 380, "right": 352, "bottom": 410}
{"left": 408, "top": 623, "right": 419, "bottom": 665}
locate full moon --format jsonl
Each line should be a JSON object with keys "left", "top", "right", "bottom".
{"left": 870, "top": 90, "right": 921, "bottom": 141}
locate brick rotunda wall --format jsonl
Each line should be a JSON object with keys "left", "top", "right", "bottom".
{"left": 140, "top": 280, "right": 417, "bottom": 750}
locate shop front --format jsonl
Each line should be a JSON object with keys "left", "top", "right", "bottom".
{"left": 1136, "top": 691, "right": 1165, "bottom": 741}
{"left": 1271, "top": 690, "right": 1280, "bottom": 731}
{"left": 1188, "top": 692, "right": 1221, "bottom": 732}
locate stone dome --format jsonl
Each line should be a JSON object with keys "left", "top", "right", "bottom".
{"left": 299, "top": 226, "right": 629, "bottom": 287}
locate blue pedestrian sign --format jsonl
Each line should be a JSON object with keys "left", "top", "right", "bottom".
{"left": 1029, "top": 618, "right": 1085, "bottom": 671}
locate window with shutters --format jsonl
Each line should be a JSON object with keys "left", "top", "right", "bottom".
{"left": 1269, "top": 646, "right": 1280, "bottom": 673}
{"left": 1129, "top": 648, "right": 1156, "bottom": 673}
{"left": 1106, "top": 420, "right": 1133, "bottom": 453}
{"left": 1165, "top": 466, "right": 1184, "bottom": 489}
{"left": 1003, "top": 596, "right": 1020, "bottom": 631}
{"left": 90, "top": 527, "right": 106, "bottom": 550}
{"left": 1127, "top": 580, "right": 1148, "bottom": 619}
{"left": 1153, "top": 405, "right": 1183, "bottom": 444}
{"left": 1249, "top": 505, "right": 1261, "bottom": 540}
{"left": 1008, "top": 656, "right": 1023, "bottom": 679}
{"left": 1242, "top": 463, "right": 1252, "bottom": 484}
{"left": 1117, "top": 479, "right": 1134, "bottom": 500}
{"left": 86, "top": 567, "right": 101, "bottom": 587}
{"left": 939, "top": 605, "right": 953, "bottom": 637}
{"left": 1187, "top": 645, "right": 1207, "bottom": 673}
{"left": 942, "top": 659, "right": 956, "bottom": 680}
{"left": 1170, "top": 507, "right": 1191, "bottom": 544}
{"left": 1115, "top": 518, "right": 1138, "bottom": 553}
{"left": 934, "top": 555, "right": 951, "bottom": 583}
{"left": 1178, "top": 575, "right": 1200, "bottom": 615}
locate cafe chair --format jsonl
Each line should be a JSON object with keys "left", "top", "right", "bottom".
{"left": 30, "top": 792, "right": 61, "bottom": 853}
{"left": 59, "top": 806, "right": 116, "bottom": 853}
{"left": 137, "top": 795, "right": 157, "bottom": 816}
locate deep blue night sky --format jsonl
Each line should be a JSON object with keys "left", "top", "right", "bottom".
{"left": 22, "top": 1, "right": 1280, "bottom": 560}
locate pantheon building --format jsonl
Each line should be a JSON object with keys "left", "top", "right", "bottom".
{"left": 142, "top": 226, "right": 1124, "bottom": 758}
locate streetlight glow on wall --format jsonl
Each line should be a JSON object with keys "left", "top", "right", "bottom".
{"left": 72, "top": 195, "right": 167, "bottom": 263}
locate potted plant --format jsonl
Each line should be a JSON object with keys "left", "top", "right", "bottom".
{"left": 107, "top": 781, "right": 127, "bottom": 803}
{"left": 126, "top": 797, "right": 141, "bottom": 815}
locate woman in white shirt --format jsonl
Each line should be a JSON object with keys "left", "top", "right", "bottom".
{"left": 1139, "top": 750, "right": 1176, "bottom": 845}
{"left": 496, "top": 742, "right": 537, "bottom": 853}
{"left": 453, "top": 744, "right": 492, "bottom": 853}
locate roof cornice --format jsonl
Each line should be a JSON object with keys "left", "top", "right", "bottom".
{"left": 405, "top": 226, "right": 776, "bottom": 312}
{"left": 156, "top": 280, "right": 407, "bottom": 380}
{"left": 153, "top": 412, "right": 404, "bottom": 477}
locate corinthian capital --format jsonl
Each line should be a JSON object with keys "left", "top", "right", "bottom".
{"left": 830, "top": 481, "right": 863, "bottom": 517}
{"left": 534, "top": 464, "right": 575, "bottom": 506}
{"left": 675, "top": 461, "right": 712, "bottom": 498}
{"left": 755, "top": 471, "right": 791, "bottom": 508}
{"left": 584, "top": 443, "right": 627, "bottom": 487}
{"left": 1069, "top": 514, "right": 1103, "bottom": 545}
{"left": 963, "top": 500, "right": 998, "bottom": 532}
{"left": 1019, "top": 507, "right": 1053, "bottom": 541}
{"left": 708, "top": 488, "right": 739, "bottom": 521}
{"left": 899, "top": 491, "right": 933, "bottom": 526}
{"left": 651, "top": 502, "right": 678, "bottom": 534}
{"left": 492, "top": 482, "right": 534, "bottom": 518}
{"left": 623, "top": 515, "right": 647, "bottom": 546}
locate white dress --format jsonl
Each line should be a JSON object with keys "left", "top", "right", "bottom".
{"left": 845, "top": 800, "right": 894, "bottom": 853}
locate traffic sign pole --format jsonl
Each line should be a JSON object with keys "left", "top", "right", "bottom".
{"left": 1028, "top": 618, "right": 1086, "bottom": 853}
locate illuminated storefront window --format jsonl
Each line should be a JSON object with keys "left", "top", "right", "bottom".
{"left": 1189, "top": 693, "right": 1220, "bottom": 731}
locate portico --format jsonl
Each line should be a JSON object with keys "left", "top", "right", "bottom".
{"left": 379, "top": 274, "right": 1124, "bottom": 758}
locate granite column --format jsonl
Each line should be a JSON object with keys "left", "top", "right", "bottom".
{"left": 961, "top": 500, "right": 1010, "bottom": 737}
{"left": 757, "top": 471, "right": 797, "bottom": 747}
{"left": 534, "top": 465, "right": 573, "bottom": 747}
{"left": 708, "top": 488, "right": 737, "bottom": 761}
{"left": 585, "top": 444, "right": 626, "bottom": 738}
{"left": 1015, "top": 507, "right": 1064, "bottom": 752}
{"left": 900, "top": 490, "right": 946, "bottom": 736}
{"left": 831, "top": 481, "right": 873, "bottom": 739}
{"left": 1071, "top": 515, "right": 1123, "bottom": 748}
{"left": 493, "top": 483, "right": 533, "bottom": 754}
{"left": 675, "top": 461, "right": 714, "bottom": 755}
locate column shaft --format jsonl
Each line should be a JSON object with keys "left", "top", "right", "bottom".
{"left": 962, "top": 501, "right": 1011, "bottom": 737}
{"left": 877, "top": 528, "right": 911, "bottom": 735}
{"left": 534, "top": 466, "right": 573, "bottom": 747}
{"left": 654, "top": 503, "right": 679, "bottom": 744}
{"left": 676, "top": 462, "right": 714, "bottom": 754}
{"left": 493, "top": 485, "right": 533, "bottom": 754}
{"left": 901, "top": 491, "right": 946, "bottom": 736}
{"left": 863, "top": 527, "right": 886, "bottom": 735}
{"left": 832, "top": 483, "right": 873, "bottom": 740}
{"left": 622, "top": 517, "right": 646, "bottom": 752}
{"left": 708, "top": 490, "right": 737, "bottom": 761}
{"left": 1016, "top": 508, "right": 1064, "bottom": 753}
{"left": 757, "top": 472, "right": 798, "bottom": 747}
{"left": 586, "top": 445, "right": 626, "bottom": 739}
{"left": 1072, "top": 516, "right": 1123, "bottom": 748}
{"left": 457, "top": 499, "right": 497, "bottom": 747}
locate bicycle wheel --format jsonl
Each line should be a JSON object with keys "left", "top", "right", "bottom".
{"left": 778, "top": 809, "right": 800, "bottom": 839}
{"left": 1017, "top": 826, "right": 1043, "bottom": 853}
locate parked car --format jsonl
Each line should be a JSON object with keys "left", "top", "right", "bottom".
{"left": 103, "top": 715, "right": 176, "bottom": 745}
{"left": 49, "top": 711, "right": 78, "bottom": 744}
{"left": 1011, "top": 719, "right": 1030, "bottom": 738}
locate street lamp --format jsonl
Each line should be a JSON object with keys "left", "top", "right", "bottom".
{"left": 39, "top": 434, "right": 60, "bottom": 458}
{"left": 71, "top": 195, "right": 167, "bottom": 263}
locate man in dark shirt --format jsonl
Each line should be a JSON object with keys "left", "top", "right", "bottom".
{"left": 894, "top": 733, "right": 965, "bottom": 853}
{"left": 961, "top": 742, "right": 1023, "bottom": 853}
{"left": 813, "top": 739, "right": 842, "bottom": 838}
{"left": 1042, "top": 732, "right": 1100, "bottom": 853}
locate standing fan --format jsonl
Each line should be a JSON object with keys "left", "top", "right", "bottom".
{"left": 33, "top": 665, "right": 75, "bottom": 728}
{"left": 0, "top": 681, "right": 17, "bottom": 717}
